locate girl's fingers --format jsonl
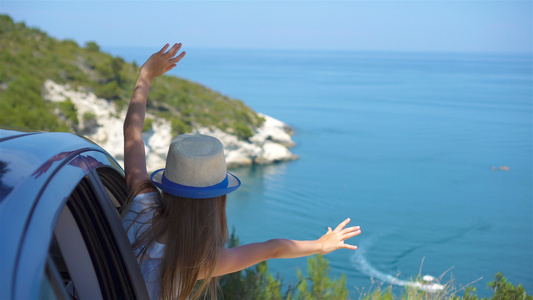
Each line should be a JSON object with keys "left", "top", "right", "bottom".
{"left": 168, "top": 43, "right": 181, "bottom": 57}
{"left": 171, "top": 51, "right": 186, "bottom": 64}
{"left": 342, "top": 226, "right": 361, "bottom": 235}
{"left": 159, "top": 43, "right": 170, "bottom": 54}
{"left": 334, "top": 218, "right": 351, "bottom": 232}
{"left": 343, "top": 230, "right": 361, "bottom": 240}
{"left": 166, "top": 64, "right": 177, "bottom": 72}
{"left": 342, "top": 243, "right": 358, "bottom": 250}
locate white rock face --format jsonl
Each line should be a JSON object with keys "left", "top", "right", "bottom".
{"left": 251, "top": 114, "right": 295, "bottom": 148}
{"left": 195, "top": 124, "right": 298, "bottom": 169}
{"left": 43, "top": 80, "right": 297, "bottom": 171}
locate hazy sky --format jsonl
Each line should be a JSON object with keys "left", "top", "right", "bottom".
{"left": 1, "top": 0, "right": 532, "bottom": 53}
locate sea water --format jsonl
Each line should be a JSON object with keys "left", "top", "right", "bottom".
{"left": 105, "top": 47, "right": 532, "bottom": 297}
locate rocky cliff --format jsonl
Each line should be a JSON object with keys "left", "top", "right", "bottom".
{"left": 43, "top": 80, "right": 298, "bottom": 171}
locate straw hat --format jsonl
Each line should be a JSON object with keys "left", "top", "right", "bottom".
{"left": 151, "top": 134, "right": 241, "bottom": 199}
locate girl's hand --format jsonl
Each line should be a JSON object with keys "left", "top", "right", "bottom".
{"left": 140, "top": 43, "right": 186, "bottom": 80}
{"left": 317, "top": 218, "right": 361, "bottom": 254}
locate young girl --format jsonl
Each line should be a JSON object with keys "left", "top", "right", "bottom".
{"left": 122, "top": 43, "right": 362, "bottom": 300}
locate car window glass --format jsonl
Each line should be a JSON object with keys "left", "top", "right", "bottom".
{"left": 39, "top": 276, "right": 58, "bottom": 300}
{"left": 40, "top": 255, "right": 70, "bottom": 300}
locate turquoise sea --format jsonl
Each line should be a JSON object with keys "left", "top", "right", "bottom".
{"left": 106, "top": 47, "right": 532, "bottom": 297}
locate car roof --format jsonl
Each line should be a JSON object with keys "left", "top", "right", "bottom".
{"left": 0, "top": 127, "right": 41, "bottom": 141}
{"left": 0, "top": 127, "right": 107, "bottom": 202}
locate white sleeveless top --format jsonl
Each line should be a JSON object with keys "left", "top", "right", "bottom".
{"left": 122, "top": 192, "right": 165, "bottom": 300}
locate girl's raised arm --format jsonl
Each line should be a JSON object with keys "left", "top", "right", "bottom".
{"left": 123, "top": 43, "right": 186, "bottom": 193}
{"left": 200, "top": 218, "right": 361, "bottom": 279}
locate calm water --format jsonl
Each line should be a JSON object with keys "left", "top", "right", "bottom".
{"left": 107, "top": 47, "right": 532, "bottom": 297}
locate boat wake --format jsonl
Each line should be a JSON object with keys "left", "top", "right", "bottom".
{"left": 350, "top": 222, "right": 491, "bottom": 292}
{"left": 350, "top": 236, "right": 444, "bottom": 293}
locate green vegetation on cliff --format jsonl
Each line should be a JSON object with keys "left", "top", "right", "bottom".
{"left": 0, "top": 14, "right": 263, "bottom": 138}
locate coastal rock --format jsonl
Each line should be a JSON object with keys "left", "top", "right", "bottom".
{"left": 43, "top": 80, "right": 297, "bottom": 171}
{"left": 251, "top": 114, "right": 295, "bottom": 148}
{"left": 196, "top": 124, "right": 298, "bottom": 169}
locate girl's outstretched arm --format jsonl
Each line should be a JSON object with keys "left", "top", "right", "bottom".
{"left": 123, "top": 43, "right": 185, "bottom": 193}
{"left": 201, "top": 218, "right": 361, "bottom": 279}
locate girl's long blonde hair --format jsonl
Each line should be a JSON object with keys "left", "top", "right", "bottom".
{"left": 123, "top": 180, "right": 228, "bottom": 300}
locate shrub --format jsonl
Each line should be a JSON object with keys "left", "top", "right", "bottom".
{"left": 171, "top": 118, "right": 191, "bottom": 136}
{"left": 95, "top": 81, "right": 120, "bottom": 100}
{"left": 294, "top": 255, "right": 349, "bottom": 300}
{"left": 82, "top": 112, "right": 97, "bottom": 126}
{"left": 0, "top": 74, "right": 68, "bottom": 131}
{"left": 85, "top": 41, "right": 100, "bottom": 52}
{"left": 488, "top": 272, "right": 532, "bottom": 300}
{"left": 143, "top": 118, "right": 153, "bottom": 132}
{"left": 234, "top": 122, "right": 254, "bottom": 140}
{"left": 57, "top": 98, "right": 79, "bottom": 125}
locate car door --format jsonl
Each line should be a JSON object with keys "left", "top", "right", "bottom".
{"left": 13, "top": 150, "right": 149, "bottom": 300}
